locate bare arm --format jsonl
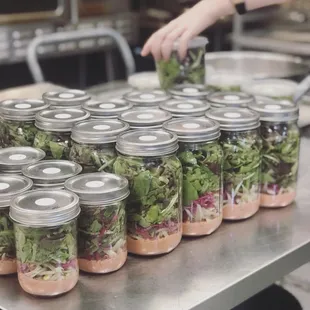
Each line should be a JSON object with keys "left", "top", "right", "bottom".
{"left": 141, "top": 0, "right": 290, "bottom": 60}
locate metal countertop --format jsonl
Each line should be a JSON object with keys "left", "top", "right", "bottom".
{"left": 1, "top": 127, "right": 310, "bottom": 310}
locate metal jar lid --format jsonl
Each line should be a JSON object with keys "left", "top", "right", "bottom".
{"left": 35, "top": 108, "right": 90, "bottom": 132}
{"left": 207, "top": 92, "right": 255, "bottom": 108}
{"left": 248, "top": 97, "right": 299, "bottom": 122}
{"left": 241, "top": 79, "right": 298, "bottom": 99}
{"left": 65, "top": 172, "right": 129, "bottom": 205}
{"left": 0, "top": 175, "right": 33, "bottom": 208}
{"left": 173, "top": 36, "right": 208, "bottom": 50}
{"left": 116, "top": 130, "right": 178, "bottom": 157}
{"left": 168, "top": 84, "right": 211, "bottom": 99}
{"left": 10, "top": 189, "right": 80, "bottom": 227}
{"left": 0, "top": 99, "right": 50, "bottom": 121}
{"left": 22, "top": 160, "right": 82, "bottom": 188}
{"left": 119, "top": 109, "right": 172, "bottom": 129}
{"left": 82, "top": 99, "right": 133, "bottom": 119}
{"left": 0, "top": 147, "right": 45, "bottom": 173}
{"left": 159, "top": 98, "right": 210, "bottom": 117}
{"left": 206, "top": 108, "right": 260, "bottom": 131}
{"left": 71, "top": 119, "right": 129, "bottom": 144}
{"left": 124, "top": 90, "right": 171, "bottom": 107}
{"left": 163, "top": 118, "right": 220, "bottom": 143}
{"left": 43, "top": 89, "right": 91, "bottom": 107}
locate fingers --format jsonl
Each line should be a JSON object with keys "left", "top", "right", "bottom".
{"left": 161, "top": 26, "right": 186, "bottom": 61}
{"left": 178, "top": 30, "right": 192, "bottom": 60}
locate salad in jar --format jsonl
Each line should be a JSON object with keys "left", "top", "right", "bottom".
{"left": 248, "top": 98, "right": 300, "bottom": 207}
{"left": 114, "top": 130, "right": 182, "bottom": 255}
{"left": 163, "top": 118, "right": 223, "bottom": 236}
{"left": 0, "top": 175, "right": 32, "bottom": 274}
{"left": 65, "top": 173, "right": 129, "bottom": 273}
{"left": 206, "top": 108, "right": 261, "bottom": 220}
{"left": 10, "top": 190, "right": 80, "bottom": 296}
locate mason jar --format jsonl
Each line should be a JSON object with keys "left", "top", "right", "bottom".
{"left": 114, "top": 130, "right": 182, "bottom": 255}
{"left": 248, "top": 98, "right": 300, "bottom": 208}
{"left": 160, "top": 98, "right": 210, "bottom": 118}
{"left": 22, "top": 160, "right": 82, "bottom": 189}
{"left": 0, "top": 147, "right": 45, "bottom": 174}
{"left": 65, "top": 173, "right": 129, "bottom": 274}
{"left": 82, "top": 99, "right": 132, "bottom": 119}
{"left": 241, "top": 79, "right": 298, "bottom": 102}
{"left": 69, "top": 119, "right": 129, "bottom": 173}
{"left": 119, "top": 109, "right": 172, "bottom": 130}
{"left": 43, "top": 89, "right": 91, "bottom": 109}
{"left": 10, "top": 189, "right": 80, "bottom": 297}
{"left": 33, "top": 108, "right": 90, "bottom": 160}
{"left": 163, "top": 118, "right": 223, "bottom": 236}
{"left": 206, "top": 108, "right": 261, "bottom": 220}
{"left": 169, "top": 84, "right": 211, "bottom": 100}
{"left": 207, "top": 92, "right": 255, "bottom": 108}
{"left": 156, "top": 36, "right": 208, "bottom": 90}
{"left": 123, "top": 90, "right": 171, "bottom": 109}
{"left": 0, "top": 99, "right": 50, "bottom": 148}
{"left": 0, "top": 175, "right": 32, "bottom": 275}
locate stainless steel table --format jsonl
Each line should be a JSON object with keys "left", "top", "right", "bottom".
{"left": 1, "top": 130, "right": 310, "bottom": 310}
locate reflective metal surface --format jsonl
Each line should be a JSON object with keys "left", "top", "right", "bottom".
{"left": 1, "top": 119, "right": 310, "bottom": 310}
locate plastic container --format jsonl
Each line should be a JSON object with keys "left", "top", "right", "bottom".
{"left": 119, "top": 109, "right": 172, "bottom": 130}
{"left": 160, "top": 98, "right": 210, "bottom": 118}
{"left": 207, "top": 91, "right": 255, "bottom": 108}
{"left": 22, "top": 160, "right": 82, "bottom": 189}
{"left": 82, "top": 99, "right": 132, "bottom": 119}
{"left": 0, "top": 175, "right": 32, "bottom": 275}
{"left": 33, "top": 108, "right": 90, "bottom": 160}
{"left": 43, "top": 89, "right": 91, "bottom": 109}
{"left": 248, "top": 97, "right": 300, "bottom": 208}
{"left": 241, "top": 79, "right": 298, "bottom": 102}
{"left": 206, "top": 108, "right": 261, "bottom": 220}
{"left": 0, "top": 99, "right": 50, "bottom": 148}
{"left": 156, "top": 36, "right": 208, "bottom": 90}
{"left": 124, "top": 90, "right": 171, "bottom": 109}
{"left": 114, "top": 130, "right": 182, "bottom": 255}
{"left": 169, "top": 84, "right": 211, "bottom": 100}
{"left": 10, "top": 189, "right": 80, "bottom": 296}
{"left": 163, "top": 118, "right": 223, "bottom": 236}
{"left": 69, "top": 119, "right": 129, "bottom": 173}
{"left": 65, "top": 173, "right": 129, "bottom": 274}
{"left": 0, "top": 147, "right": 45, "bottom": 174}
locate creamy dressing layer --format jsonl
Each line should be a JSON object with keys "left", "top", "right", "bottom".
{"left": 182, "top": 214, "right": 222, "bottom": 236}
{"left": 223, "top": 200, "right": 260, "bottom": 220}
{"left": 260, "top": 192, "right": 296, "bottom": 208}
{"left": 0, "top": 259, "right": 16, "bottom": 275}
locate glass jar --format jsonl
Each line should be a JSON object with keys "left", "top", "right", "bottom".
{"left": 69, "top": 119, "right": 129, "bottom": 173}
{"left": 241, "top": 79, "right": 298, "bottom": 102}
{"left": 82, "top": 99, "right": 132, "bottom": 119}
{"left": 124, "top": 90, "right": 171, "bottom": 109}
{"left": 0, "top": 175, "right": 32, "bottom": 275}
{"left": 160, "top": 98, "right": 210, "bottom": 118}
{"left": 33, "top": 108, "right": 90, "bottom": 160}
{"left": 22, "top": 160, "right": 82, "bottom": 189}
{"left": 156, "top": 36, "right": 208, "bottom": 90}
{"left": 10, "top": 189, "right": 80, "bottom": 296}
{"left": 43, "top": 89, "right": 91, "bottom": 109}
{"left": 248, "top": 98, "right": 300, "bottom": 207}
{"left": 0, "top": 99, "right": 50, "bottom": 148}
{"left": 65, "top": 173, "right": 129, "bottom": 274}
{"left": 114, "top": 130, "right": 182, "bottom": 255}
{"left": 207, "top": 92, "right": 255, "bottom": 108}
{"left": 206, "top": 108, "right": 261, "bottom": 220}
{"left": 0, "top": 147, "right": 45, "bottom": 174}
{"left": 163, "top": 118, "right": 223, "bottom": 236}
{"left": 119, "top": 109, "right": 172, "bottom": 130}
{"left": 168, "top": 84, "right": 211, "bottom": 100}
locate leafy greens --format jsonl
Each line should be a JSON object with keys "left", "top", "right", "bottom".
{"left": 156, "top": 47, "right": 205, "bottom": 90}
{"left": 78, "top": 202, "right": 126, "bottom": 260}
{"left": 113, "top": 155, "right": 182, "bottom": 240}
{"left": 15, "top": 221, "right": 78, "bottom": 281}
{"left": 0, "top": 209, "right": 15, "bottom": 261}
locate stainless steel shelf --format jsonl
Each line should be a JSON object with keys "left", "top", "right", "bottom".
{"left": 0, "top": 111, "right": 310, "bottom": 310}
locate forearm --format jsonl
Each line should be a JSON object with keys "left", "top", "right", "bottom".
{"left": 246, "top": 0, "right": 289, "bottom": 10}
